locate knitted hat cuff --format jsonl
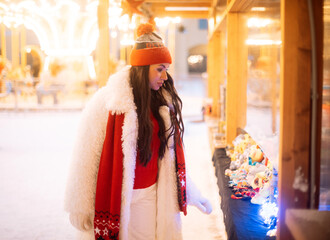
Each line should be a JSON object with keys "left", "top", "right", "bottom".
{"left": 130, "top": 47, "right": 172, "bottom": 66}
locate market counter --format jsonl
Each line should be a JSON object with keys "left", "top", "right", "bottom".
{"left": 213, "top": 148, "right": 276, "bottom": 240}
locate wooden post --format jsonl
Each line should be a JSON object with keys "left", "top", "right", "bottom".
{"left": 207, "top": 34, "right": 214, "bottom": 104}
{"left": 207, "top": 31, "right": 223, "bottom": 118}
{"left": 126, "top": 45, "right": 132, "bottom": 65}
{"left": 20, "top": 26, "right": 26, "bottom": 68}
{"left": 278, "top": 0, "right": 313, "bottom": 238}
{"left": 11, "top": 27, "right": 19, "bottom": 68}
{"left": 97, "top": 0, "right": 110, "bottom": 87}
{"left": 1, "top": 24, "right": 6, "bottom": 58}
{"left": 312, "top": 0, "right": 323, "bottom": 211}
{"left": 120, "top": 47, "right": 126, "bottom": 63}
{"left": 270, "top": 45, "right": 278, "bottom": 134}
{"left": 226, "top": 13, "right": 248, "bottom": 144}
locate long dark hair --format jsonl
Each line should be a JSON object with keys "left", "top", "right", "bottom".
{"left": 129, "top": 65, "right": 184, "bottom": 166}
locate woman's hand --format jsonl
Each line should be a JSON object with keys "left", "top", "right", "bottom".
{"left": 186, "top": 175, "right": 213, "bottom": 215}
{"left": 69, "top": 212, "right": 94, "bottom": 231}
{"left": 193, "top": 196, "right": 213, "bottom": 214}
{"left": 189, "top": 195, "right": 213, "bottom": 214}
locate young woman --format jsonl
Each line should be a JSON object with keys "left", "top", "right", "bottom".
{"left": 64, "top": 23, "right": 212, "bottom": 240}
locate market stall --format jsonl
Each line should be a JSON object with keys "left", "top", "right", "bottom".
{"left": 213, "top": 132, "right": 278, "bottom": 240}
{"left": 213, "top": 147, "right": 276, "bottom": 240}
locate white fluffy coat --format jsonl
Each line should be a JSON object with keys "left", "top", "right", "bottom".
{"left": 64, "top": 66, "right": 201, "bottom": 240}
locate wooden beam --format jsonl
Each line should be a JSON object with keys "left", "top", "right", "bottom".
{"left": 20, "top": 26, "right": 26, "bottom": 68}
{"left": 226, "top": 12, "right": 247, "bottom": 144}
{"left": 207, "top": 34, "right": 215, "bottom": 99}
{"left": 278, "top": 0, "right": 314, "bottom": 239}
{"left": 230, "top": 0, "right": 255, "bottom": 12}
{"left": 145, "top": 0, "right": 211, "bottom": 3}
{"left": 11, "top": 27, "right": 19, "bottom": 68}
{"left": 312, "top": 0, "right": 323, "bottom": 210}
{"left": 209, "top": 0, "right": 272, "bottom": 40}
{"left": 97, "top": 0, "right": 110, "bottom": 87}
{"left": 1, "top": 24, "right": 6, "bottom": 58}
{"left": 147, "top": 0, "right": 212, "bottom": 18}
{"left": 151, "top": 10, "right": 209, "bottom": 18}
{"left": 148, "top": 2, "right": 211, "bottom": 8}
{"left": 207, "top": 31, "right": 224, "bottom": 118}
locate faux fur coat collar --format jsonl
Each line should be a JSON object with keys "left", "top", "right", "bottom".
{"left": 65, "top": 66, "right": 183, "bottom": 240}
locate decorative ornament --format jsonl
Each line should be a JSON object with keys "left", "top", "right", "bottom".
{"left": 121, "top": 0, "right": 145, "bottom": 19}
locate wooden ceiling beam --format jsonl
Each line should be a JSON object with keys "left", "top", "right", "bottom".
{"left": 146, "top": 2, "right": 211, "bottom": 8}
{"left": 151, "top": 9, "right": 209, "bottom": 18}
{"left": 145, "top": 0, "right": 211, "bottom": 3}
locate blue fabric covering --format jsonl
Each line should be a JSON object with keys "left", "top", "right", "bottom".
{"left": 213, "top": 148, "right": 276, "bottom": 240}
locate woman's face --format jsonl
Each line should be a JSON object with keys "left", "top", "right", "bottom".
{"left": 148, "top": 63, "right": 170, "bottom": 90}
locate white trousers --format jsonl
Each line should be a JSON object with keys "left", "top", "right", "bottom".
{"left": 128, "top": 183, "right": 157, "bottom": 240}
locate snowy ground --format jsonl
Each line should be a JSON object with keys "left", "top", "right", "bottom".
{"left": 0, "top": 75, "right": 227, "bottom": 240}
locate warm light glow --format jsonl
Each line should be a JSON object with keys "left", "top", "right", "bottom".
{"left": 0, "top": 2, "right": 9, "bottom": 11}
{"left": 0, "top": 0, "right": 101, "bottom": 56}
{"left": 208, "top": 18, "right": 214, "bottom": 33}
{"left": 154, "top": 17, "right": 181, "bottom": 28}
{"left": 43, "top": 56, "right": 50, "bottom": 71}
{"left": 54, "top": 0, "right": 80, "bottom": 12}
{"left": 188, "top": 55, "right": 203, "bottom": 64}
{"left": 247, "top": 17, "right": 272, "bottom": 28}
{"left": 108, "top": 5, "right": 122, "bottom": 18}
{"left": 245, "top": 39, "right": 282, "bottom": 46}
{"left": 120, "top": 32, "right": 134, "bottom": 46}
{"left": 173, "top": 17, "right": 181, "bottom": 24}
{"left": 111, "top": 31, "right": 117, "bottom": 38}
{"left": 251, "top": 7, "right": 266, "bottom": 12}
{"left": 26, "top": 47, "right": 32, "bottom": 53}
{"left": 87, "top": 56, "right": 96, "bottom": 79}
{"left": 85, "top": 0, "right": 98, "bottom": 12}
{"left": 165, "top": 7, "right": 209, "bottom": 11}
{"left": 45, "top": 48, "right": 91, "bottom": 57}
{"left": 0, "top": 0, "right": 139, "bottom": 59}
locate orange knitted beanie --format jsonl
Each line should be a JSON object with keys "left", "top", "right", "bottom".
{"left": 130, "top": 23, "right": 172, "bottom": 66}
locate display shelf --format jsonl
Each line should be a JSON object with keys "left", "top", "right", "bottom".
{"left": 213, "top": 148, "right": 276, "bottom": 240}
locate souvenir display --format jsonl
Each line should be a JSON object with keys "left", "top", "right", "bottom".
{"left": 225, "top": 134, "right": 278, "bottom": 233}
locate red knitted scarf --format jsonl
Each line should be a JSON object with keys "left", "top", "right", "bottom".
{"left": 94, "top": 112, "right": 187, "bottom": 240}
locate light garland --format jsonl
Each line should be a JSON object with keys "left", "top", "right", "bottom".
{"left": 260, "top": 201, "right": 278, "bottom": 226}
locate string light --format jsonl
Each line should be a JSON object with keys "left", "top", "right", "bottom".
{"left": 260, "top": 201, "right": 278, "bottom": 226}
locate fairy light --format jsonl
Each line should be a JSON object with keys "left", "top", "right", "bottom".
{"left": 260, "top": 202, "right": 278, "bottom": 226}
{"left": 0, "top": 0, "right": 145, "bottom": 54}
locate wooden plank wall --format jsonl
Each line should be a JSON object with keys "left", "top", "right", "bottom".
{"left": 278, "top": 0, "right": 323, "bottom": 238}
